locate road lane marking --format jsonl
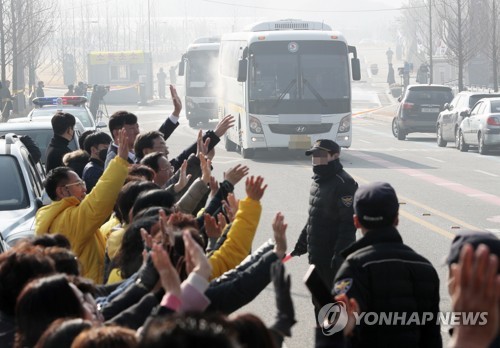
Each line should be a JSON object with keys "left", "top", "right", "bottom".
{"left": 474, "top": 170, "right": 498, "bottom": 177}
{"left": 348, "top": 150, "right": 500, "bottom": 207}
{"left": 358, "top": 139, "right": 372, "bottom": 144}
{"left": 399, "top": 210, "right": 454, "bottom": 240}
{"left": 425, "top": 157, "right": 445, "bottom": 163}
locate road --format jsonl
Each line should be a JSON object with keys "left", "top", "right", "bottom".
{"left": 104, "top": 81, "right": 500, "bottom": 347}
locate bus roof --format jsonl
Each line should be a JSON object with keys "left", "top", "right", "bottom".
{"left": 221, "top": 29, "right": 347, "bottom": 44}
{"left": 245, "top": 19, "right": 332, "bottom": 32}
{"left": 186, "top": 42, "right": 220, "bottom": 52}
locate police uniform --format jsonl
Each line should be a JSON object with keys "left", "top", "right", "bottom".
{"left": 292, "top": 139, "right": 358, "bottom": 290}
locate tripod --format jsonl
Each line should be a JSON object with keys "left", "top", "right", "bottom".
{"left": 96, "top": 97, "right": 109, "bottom": 121}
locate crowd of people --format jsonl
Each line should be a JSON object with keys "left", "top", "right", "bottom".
{"left": 0, "top": 84, "right": 499, "bottom": 348}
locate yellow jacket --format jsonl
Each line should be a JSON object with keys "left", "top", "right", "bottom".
{"left": 208, "top": 197, "right": 262, "bottom": 280}
{"left": 35, "top": 157, "right": 129, "bottom": 283}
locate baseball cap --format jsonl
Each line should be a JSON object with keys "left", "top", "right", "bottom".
{"left": 305, "top": 139, "right": 340, "bottom": 156}
{"left": 354, "top": 182, "right": 399, "bottom": 228}
{"left": 445, "top": 231, "right": 500, "bottom": 268}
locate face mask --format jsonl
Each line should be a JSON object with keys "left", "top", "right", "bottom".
{"left": 98, "top": 148, "right": 108, "bottom": 162}
{"left": 313, "top": 164, "right": 330, "bottom": 176}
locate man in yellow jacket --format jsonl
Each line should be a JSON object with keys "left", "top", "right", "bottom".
{"left": 35, "top": 129, "right": 130, "bottom": 284}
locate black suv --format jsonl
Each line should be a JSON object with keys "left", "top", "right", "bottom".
{"left": 436, "top": 91, "right": 500, "bottom": 147}
{"left": 392, "top": 85, "right": 454, "bottom": 140}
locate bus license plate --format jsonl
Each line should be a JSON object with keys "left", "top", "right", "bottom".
{"left": 289, "top": 135, "right": 311, "bottom": 149}
{"left": 422, "top": 107, "right": 439, "bottom": 113}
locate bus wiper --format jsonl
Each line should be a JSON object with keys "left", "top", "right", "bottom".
{"left": 272, "top": 79, "right": 296, "bottom": 108}
{"left": 303, "top": 79, "right": 328, "bottom": 108}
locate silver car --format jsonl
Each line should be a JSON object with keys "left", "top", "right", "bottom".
{"left": 457, "top": 97, "right": 500, "bottom": 155}
{"left": 0, "top": 134, "right": 46, "bottom": 248}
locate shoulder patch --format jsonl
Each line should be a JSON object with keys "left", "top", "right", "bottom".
{"left": 333, "top": 278, "right": 353, "bottom": 295}
{"left": 341, "top": 195, "right": 353, "bottom": 207}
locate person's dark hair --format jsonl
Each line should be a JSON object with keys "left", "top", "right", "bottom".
{"left": 108, "top": 111, "right": 138, "bottom": 138}
{"left": 63, "top": 150, "right": 90, "bottom": 177}
{"left": 43, "top": 247, "right": 80, "bottom": 276}
{"left": 51, "top": 112, "right": 76, "bottom": 136}
{"left": 35, "top": 318, "right": 92, "bottom": 348}
{"left": 15, "top": 274, "right": 85, "bottom": 348}
{"left": 133, "top": 206, "right": 172, "bottom": 221}
{"left": 131, "top": 189, "right": 175, "bottom": 220}
{"left": 72, "top": 325, "right": 138, "bottom": 348}
{"left": 139, "top": 313, "right": 237, "bottom": 348}
{"left": 31, "top": 233, "right": 72, "bottom": 249}
{"left": 115, "top": 216, "right": 160, "bottom": 279}
{"left": 44, "top": 167, "right": 72, "bottom": 201}
{"left": 230, "top": 313, "right": 277, "bottom": 348}
{"left": 140, "top": 152, "right": 165, "bottom": 173}
{"left": 0, "top": 245, "right": 55, "bottom": 316}
{"left": 128, "top": 164, "right": 155, "bottom": 181}
{"left": 83, "top": 132, "right": 112, "bottom": 154}
{"left": 114, "top": 180, "right": 158, "bottom": 224}
{"left": 134, "top": 131, "right": 163, "bottom": 161}
{"left": 78, "top": 130, "right": 95, "bottom": 150}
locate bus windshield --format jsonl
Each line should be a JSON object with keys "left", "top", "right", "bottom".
{"left": 249, "top": 40, "right": 350, "bottom": 115}
{"left": 187, "top": 50, "right": 219, "bottom": 97}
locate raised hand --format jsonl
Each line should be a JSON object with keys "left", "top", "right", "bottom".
{"left": 222, "top": 193, "right": 239, "bottom": 222}
{"left": 151, "top": 243, "right": 181, "bottom": 297}
{"left": 448, "top": 243, "right": 500, "bottom": 348}
{"left": 199, "top": 154, "right": 212, "bottom": 184}
{"left": 224, "top": 164, "right": 250, "bottom": 186}
{"left": 272, "top": 212, "right": 288, "bottom": 259}
{"left": 204, "top": 213, "right": 225, "bottom": 239}
{"left": 159, "top": 209, "right": 175, "bottom": 247}
{"left": 170, "top": 85, "right": 182, "bottom": 117}
{"left": 174, "top": 160, "right": 191, "bottom": 193}
{"left": 183, "top": 229, "right": 212, "bottom": 280}
{"left": 117, "top": 128, "right": 129, "bottom": 160}
{"left": 196, "top": 130, "right": 210, "bottom": 156}
{"left": 214, "top": 114, "right": 235, "bottom": 137}
{"left": 245, "top": 175, "right": 267, "bottom": 201}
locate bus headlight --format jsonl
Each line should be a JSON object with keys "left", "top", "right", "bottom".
{"left": 338, "top": 115, "right": 351, "bottom": 133}
{"left": 186, "top": 98, "right": 195, "bottom": 109}
{"left": 249, "top": 116, "right": 263, "bottom": 134}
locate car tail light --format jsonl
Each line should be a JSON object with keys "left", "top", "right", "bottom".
{"left": 487, "top": 116, "right": 500, "bottom": 126}
{"left": 403, "top": 102, "right": 414, "bottom": 110}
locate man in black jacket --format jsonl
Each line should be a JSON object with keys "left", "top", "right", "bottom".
{"left": 323, "top": 182, "right": 441, "bottom": 348}
{"left": 291, "top": 139, "right": 358, "bottom": 291}
{"left": 45, "top": 112, "right": 76, "bottom": 172}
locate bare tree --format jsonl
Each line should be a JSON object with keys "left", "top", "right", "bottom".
{"left": 435, "top": 0, "right": 480, "bottom": 91}
{"left": 486, "top": 0, "right": 500, "bottom": 91}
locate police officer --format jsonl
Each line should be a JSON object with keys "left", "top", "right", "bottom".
{"left": 323, "top": 182, "right": 441, "bottom": 347}
{"left": 291, "top": 139, "right": 358, "bottom": 292}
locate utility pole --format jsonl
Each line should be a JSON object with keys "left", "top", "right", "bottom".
{"left": 429, "top": 0, "right": 433, "bottom": 84}
{"left": 148, "top": 0, "right": 152, "bottom": 53}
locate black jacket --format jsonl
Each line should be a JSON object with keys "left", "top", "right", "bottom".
{"left": 326, "top": 226, "right": 442, "bottom": 348}
{"left": 293, "top": 159, "right": 358, "bottom": 269}
{"left": 45, "top": 134, "right": 71, "bottom": 172}
{"left": 82, "top": 158, "right": 105, "bottom": 192}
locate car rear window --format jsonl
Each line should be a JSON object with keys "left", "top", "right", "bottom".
{"left": 469, "top": 95, "right": 500, "bottom": 108}
{"left": 32, "top": 108, "right": 93, "bottom": 128}
{"left": 406, "top": 89, "right": 453, "bottom": 104}
{"left": 491, "top": 100, "right": 500, "bottom": 113}
{"left": 0, "top": 156, "right": 29, "bottom": 210}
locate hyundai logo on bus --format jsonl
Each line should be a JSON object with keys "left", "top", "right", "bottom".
{"left": 296, "top": 126, "right": 306, "bottom": 133}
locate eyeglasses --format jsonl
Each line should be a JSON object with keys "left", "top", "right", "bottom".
{"left": 65, "top": 180, "right": 86, "bottom": 188}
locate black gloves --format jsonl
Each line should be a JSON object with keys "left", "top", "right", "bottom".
{"left": 269, "top": 260, "right": 296, "bottom": 337}
{"left": 135, "top": 254, "right": 159, "bottom": 291}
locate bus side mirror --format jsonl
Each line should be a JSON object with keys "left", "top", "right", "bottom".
{"left": 351, "top": 58, "right": 361, "bottom": 81}
{"left": 178, "top": 59, "right": 185, "bottom": 76}
{"left": 237, "top": 59, "right": 247, "bottom": 82}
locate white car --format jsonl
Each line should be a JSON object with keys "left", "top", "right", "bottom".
{"left": 29, "top": 96, "right": 106, "bottom": 131}
{"left": 457, "top": 97, "right": 500, "bottom": 155}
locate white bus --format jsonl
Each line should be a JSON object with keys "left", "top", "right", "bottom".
{"left": 218, "top": 19, "right": 361, "bottom": 158}
{"left": 179, "top": 37, "right": 220, "bottom": 127}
